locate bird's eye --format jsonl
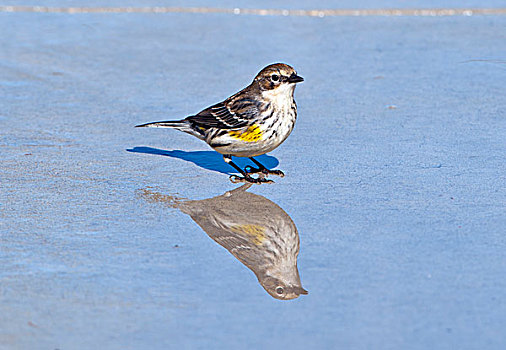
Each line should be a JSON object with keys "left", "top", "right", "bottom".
{"left": 271, "top": 74, "right": 280, "bottom": 82}
{"left": 276, "top": 287, "right": 284, "bottom": 295}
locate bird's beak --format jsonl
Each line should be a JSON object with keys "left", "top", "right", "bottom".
{"left": 296, "top": 286, "right": 309, "bottom": 295}
{"left": 288, "top": 73, "right": 304, "bottom": 83}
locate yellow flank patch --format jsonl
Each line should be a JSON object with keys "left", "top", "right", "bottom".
{"left": 230, "top": 224, "right": 266, "bottom": 245}
{"left": 228, "top": 124, "right": 263, "bottom": 142}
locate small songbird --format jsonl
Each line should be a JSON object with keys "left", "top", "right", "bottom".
{"left": 140, "top": 184, "right": 308, "bottom": 300}
{"left": 136, "top": 63, "right": 304, "bottom": 184}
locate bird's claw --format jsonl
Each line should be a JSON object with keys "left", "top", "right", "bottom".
{"left": 244, "top": 166, "right": 285, "bottom": 177}
{"left": 229, "top": 175, "right": 274, "bottom": 184}
{"left": 266, "top": 169, "right": 285, "bottom": 177}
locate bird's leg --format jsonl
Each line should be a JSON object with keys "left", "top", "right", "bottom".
{"left": 244, "top": 157, "right": 285, "bottom": 177}
{"left": 223, "top": 155, "right": 273, "bottom": 184}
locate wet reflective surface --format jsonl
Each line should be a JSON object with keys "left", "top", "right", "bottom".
{"left": 140, "top": 184, "right": 308, "bottom": 300}
{"left": 2, "top": 6, "right": 506, "bottom": 350}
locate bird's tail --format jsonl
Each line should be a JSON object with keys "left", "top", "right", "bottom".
{"left": 136, "top": 119, "right": 204, "bottom": 139}
{"left": 137, "top": 188, "right": 187, "bottom": 209}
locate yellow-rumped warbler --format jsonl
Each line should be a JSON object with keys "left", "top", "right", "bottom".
{"left": 136, "top": 63, "right": 303, "bottom": 184}
{"left": 140, "top": 183, "right": 308, "bottom": 300}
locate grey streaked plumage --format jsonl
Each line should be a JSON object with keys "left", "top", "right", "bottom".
{"left": 136, "top": 63, "right": 303, "bottom": 183}
{"left": 140, "top": 184, "right": 308, "bottom": 300}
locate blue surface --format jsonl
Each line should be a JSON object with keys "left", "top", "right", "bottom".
{"left": 1, "top": 1, "right": 505, "bottom": 9}
{"left": 1, "top": 4, "right": 506, "bottom": 350}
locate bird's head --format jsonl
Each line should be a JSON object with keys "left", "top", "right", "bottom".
{"left": 260, "top": 276, "right": 308, "bottom": 300}
{"left": 254, "top": 63, "right": 304, "bottom": 92}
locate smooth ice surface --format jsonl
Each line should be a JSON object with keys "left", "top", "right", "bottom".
{"left": 1, "top": 4, "right": 506, "bottom": 350}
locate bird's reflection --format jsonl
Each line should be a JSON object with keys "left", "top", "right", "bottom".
{"left": 140, "top": 184, "right": 308, "bottom": 300}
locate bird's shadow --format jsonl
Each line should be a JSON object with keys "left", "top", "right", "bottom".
{"left": 127, "top": 146, "right": 280, "bottom": 175}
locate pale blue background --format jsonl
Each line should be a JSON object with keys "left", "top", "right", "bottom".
{"left": 1, "top": 1, "right": 505, "bottom": 349}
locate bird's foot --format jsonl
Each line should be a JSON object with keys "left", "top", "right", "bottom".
{"left": 244, "top": 166, "right": 285, "bottom": 177}
{"left": 229, "top": 174, "right": 274, "bottom": 184}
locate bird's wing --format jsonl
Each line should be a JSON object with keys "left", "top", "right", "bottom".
{"left": 185, "top": 97, "right": 260, "bottom": 130}
{"left": 205, "top": 227, "right": 269, "bottom": 269}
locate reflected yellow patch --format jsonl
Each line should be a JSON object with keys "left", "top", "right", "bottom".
{"left": 231, "top": 224, "right": 266, "bottom": 245}
{"left": 229, "top": 124, "right": 263, "bottom": 142}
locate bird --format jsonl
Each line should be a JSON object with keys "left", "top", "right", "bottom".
{"left": 136, "top": 63, "right": 304, "bottom": 184}
{"left": 139, "top": 183, "right": 308, "bottom": 300}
